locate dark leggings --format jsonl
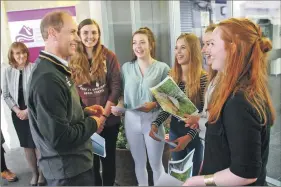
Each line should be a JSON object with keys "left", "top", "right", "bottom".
{"left": 93, "top": 124, "right": 120, "bottom": 186}
{"left": 1, "top": 145, "right": 8, "bottom": 172}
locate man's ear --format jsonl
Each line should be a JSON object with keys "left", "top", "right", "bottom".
{"left": 47, "top": 27, "right": 58, "bottom": 41}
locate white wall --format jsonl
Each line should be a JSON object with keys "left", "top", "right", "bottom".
{"left": 1, "top": 0, "right": 103, "bottom": 150}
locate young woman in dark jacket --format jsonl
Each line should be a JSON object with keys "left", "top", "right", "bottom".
{"left": 183, "top": 18, "right": 275, "bottom": 186}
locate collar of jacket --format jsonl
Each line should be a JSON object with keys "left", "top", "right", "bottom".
{"left": 38, "top": 51, "right": 71, "bottom": 76}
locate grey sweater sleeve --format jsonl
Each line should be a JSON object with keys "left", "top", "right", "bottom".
{"left": 32, "top": 74, "right": 98, "bottom": 150}
{"left": 1, "top": 67, "right": 17, "bottom": 109}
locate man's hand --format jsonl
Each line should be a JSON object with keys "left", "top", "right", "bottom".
{"left": 138, "top": 102, "right": 157, "bottom": 113}
{"left": 84, "top": 105, "right": 104, "bottom": 117}
{"left": 170, "top": 134, "right": 192, "bottom": 152}
{"left": 97, "top": 115, "right": 107, "bottom": 134}
{"left": 91, "top": 116, "right": 104, "bottom": 134}
{"left": 149, "top": 124, "right": 161, "bottom": 141}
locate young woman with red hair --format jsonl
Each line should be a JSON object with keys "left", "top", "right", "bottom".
{"left": 184, "top": 18, "right": 275, "bottom": 186}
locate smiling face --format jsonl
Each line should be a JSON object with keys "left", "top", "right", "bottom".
{"left": 55, "top": 15, "right": 80, "bottom": 58}
{"left": 12, "top": 47, "right": 28, "bottom": 66}
{"left": 175, "top": 37, "right": 190, "bottom": 65}
{"left": 132, "top": 33, "right": 151, "bottom": 60}
{"left": 79, "top": 24, "right": 99, "bottom": 49}
{"left": 202, "top": 31, "right": 213, "bottom": 65}
{"left": 209, "top": 27, "right": 227, "bottom": 72}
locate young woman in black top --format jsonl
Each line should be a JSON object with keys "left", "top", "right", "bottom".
{"left": 183, "top": 18, "right": 275, "bottom": 186}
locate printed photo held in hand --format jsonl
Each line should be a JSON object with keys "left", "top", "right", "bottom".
{"left": 91, "top": 133, "right": 106, "bottom": 158}
{"left": 111, "top": 105, "right": 144, "bottom": 114}
{"left": 168, "top": 149, "right": 195, "bottom": 182}
{"left": 154, "top": 172, "right": 184, "bottom": 186}
{"left": 153, "top": 132, "right": 177, "bottom": 148}
{"left": 150, "top": 76, "right": 198, "bottom": 120}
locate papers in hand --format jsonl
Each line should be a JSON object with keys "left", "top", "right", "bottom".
{"left": 90, "top": 133, "right": 106, "bottom": 158}
{"left": 111, "top": 106, "right": 126, "bottom": 114}
{"left": 155, "top": 172, "right": 184, "bottom": 186}
{"left": 168, "top": 149, "right": 195, "bottom": 182}
{"left": 153, "top": 132, "right": 177, "bottom": 148}
{"left": 150, "top": 76, "right": 199, "bottom": 120}
{"left": 111, "top": 105, "right": 144, "bottom": 114}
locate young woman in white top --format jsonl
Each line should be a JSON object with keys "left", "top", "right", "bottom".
{"left": 112, "top": 27, "right": 170, "bottom": 186}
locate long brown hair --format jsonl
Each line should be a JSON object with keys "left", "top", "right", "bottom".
{"left": 170, "top": 33, "right": 205, "bottom": 108}
{"left": 208, "top": 18, "right": 275, "bottom": 125}
{"left": 131, "top": 27, "right": 156, "bottom": 62}
{"left": 70, "top": 19, "right": 105, "bottom": 85}
{"left": 8, "top": 42, "right": 30, "bottom": 68}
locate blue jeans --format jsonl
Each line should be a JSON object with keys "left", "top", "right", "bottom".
{"left": 169, "top": 129, "right": 203, "bottom": 176}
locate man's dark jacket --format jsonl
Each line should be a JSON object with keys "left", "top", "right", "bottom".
{"left": 27, "top": 51, "right": 98, "bottom": 179}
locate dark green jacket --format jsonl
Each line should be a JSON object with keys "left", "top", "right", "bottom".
{"left": 27, "top": 51, "right": 98, "bottom": 179}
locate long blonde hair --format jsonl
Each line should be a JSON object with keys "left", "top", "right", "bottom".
{"left": 170, "top": 33, "right": 205, "bottom": 108}
{"left": 70, "top": 19, "right": 105, "bottom": 85}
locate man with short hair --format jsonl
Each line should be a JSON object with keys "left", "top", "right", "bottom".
{"left": 27, "top": 10, "right": 102, "bottom": 186}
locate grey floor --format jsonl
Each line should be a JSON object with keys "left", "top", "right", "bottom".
{"left": 0, "top": 142, "right": 280, "bottom": 186}
{"left": 1, "top": 147, "right": 32, "bottom": 186}
{"left": 267, "top": 75, "right": 281, "bottom": 182}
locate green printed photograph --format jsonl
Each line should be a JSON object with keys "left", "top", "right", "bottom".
{"left": 151, "top": 77, "right": 198, "bottom": 119}
{"left": 170, "top": 168, "right": 192, "bottom": 182}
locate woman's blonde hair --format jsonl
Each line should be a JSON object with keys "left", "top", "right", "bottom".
{"left": 170, "top": 33, "right": 206, "bottom": 109}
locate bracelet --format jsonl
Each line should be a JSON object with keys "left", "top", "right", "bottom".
{"left": 204, "top": 174, "right": 216, "bottom": 186}
{"left": 155, "top": 102, "right": 159, "bottom": 108}
{"left": 151, "top": 123, "right": 159, "bottom": 128}
{"left": 102, "top": 114, "right": 108, "bottom": 118}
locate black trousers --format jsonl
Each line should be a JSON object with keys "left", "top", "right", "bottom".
{"left": 1, "top": 145, "right": 7, "bottom": 172}
{"left": 93, "top": 124, "right": 120, "bottom": 186}
{"left": 46, "top": 167, "right": 95, "bottom": 186}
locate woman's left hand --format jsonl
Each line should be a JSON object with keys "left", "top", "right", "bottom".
{"left": 184, "top": 114, "right": 200, "bottom": 129}
{"left": 170, "top": 134, "right": 192, "bottom": 152}
{"left": 183, "top": 176, "right": 205, "bottom": 186}
{"left": 137, "top": 102, "right": 157, "bottom": 113}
